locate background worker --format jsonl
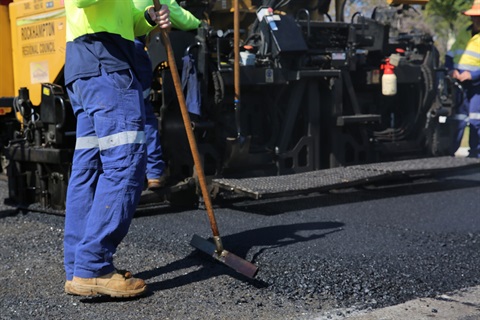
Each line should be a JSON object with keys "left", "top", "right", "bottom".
{"left": 445, "top": 23, "right": 472, "bottom": 156}
{"left": 133, "top": 0, "right": 201, "bottom": 190}
{"left": 63, "top": 0, "right": 171, "bottom": 298}
{"left": 445, "top": 0, "right": 480, "bottom": 158}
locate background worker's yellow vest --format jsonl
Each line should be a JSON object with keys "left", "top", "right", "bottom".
{"left": 457, "top": 33, "right": 480, "bottom": 71}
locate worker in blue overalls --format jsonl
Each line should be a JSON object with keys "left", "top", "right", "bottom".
{"left": 133, "top": 0, "right": 200, "bottom": 190}
{"left": 445, "top": 0, "right": 480, "bottom": 158}
{"left": 63, "top": 0, "right": 171, "bottom": 298}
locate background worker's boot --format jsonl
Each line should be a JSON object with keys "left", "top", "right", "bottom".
{"left": 147, "top": 175, "right": 167, "bottom": 190}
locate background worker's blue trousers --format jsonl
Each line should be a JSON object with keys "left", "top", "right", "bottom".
{"left": 450, "top": 90, "right": 469, "bottom": 156}
{"left": 452, "top": 84, "right": 480, "bottom": 158}
{"left": 135, "top": 38, "right": 165, "bottom": 180}
{"left": 64, "top": 68, "right": 147, "bottom": 280}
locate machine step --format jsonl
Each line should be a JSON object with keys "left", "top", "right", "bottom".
{"left": 212, "top": 156, "right": 480, "bottom": 199}
{"left": 336, "top": 114, "right": 382, "bottom": 126}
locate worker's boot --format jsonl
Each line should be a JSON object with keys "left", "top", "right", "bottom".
{"left": 65, "top": 269, "right": 134, "bottom": 296}
{"left": 64, "top": 280, "right": 78, "bottom": 295}
{"left": 70, "top": 270, "right": 147, "bottom": 298}
{"left": 147, "top": 175, "right": 167, "bottom": 190}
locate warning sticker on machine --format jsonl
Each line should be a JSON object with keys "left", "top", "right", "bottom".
{"left": 30, "top": 61, "right": 49, "bottom": 84}
{"left": 265, "top": 68, "right": 274, "bottom": 83}
{"left": 0, "top": 108, "right": 12, "bottom": 116}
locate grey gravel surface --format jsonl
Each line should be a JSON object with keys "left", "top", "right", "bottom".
{"left": 1, "top": 171, "right": 480, "bottom": 320}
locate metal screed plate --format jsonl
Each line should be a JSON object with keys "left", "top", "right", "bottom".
{"left": 212, "top": 156, "right": 480, "bottom": 199}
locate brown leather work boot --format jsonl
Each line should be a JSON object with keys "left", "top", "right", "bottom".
{"left": 65, "top": 280, "right": 79, "bottom": 295}
{"left": 65, "top": 269, "right": 133, "bottom": 296}
{"left": 71, "top": 271, "right": 147, "bottom": 298}
{"left": 147, "top": 176, "right": 167, "bottom": 190}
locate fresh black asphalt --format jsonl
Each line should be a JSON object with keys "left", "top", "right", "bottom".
{"left": 1, "top": 170, "right": 480, "bottom": 319}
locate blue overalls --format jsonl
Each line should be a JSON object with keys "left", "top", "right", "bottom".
{"left": 135, "top": 37, "right": 165, "bottom": 180}
{"left": 465, "top": 80, "right": 480, "bottom": 157}
{"left": 64, "top": 67, "right": 146, "bottom": 279}
{"left": 63, "top": 0, "right": 156, "bottom": 280}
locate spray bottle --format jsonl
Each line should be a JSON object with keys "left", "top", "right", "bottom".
{"left": 381, "top": 58, "right": 397, "bottom": 96}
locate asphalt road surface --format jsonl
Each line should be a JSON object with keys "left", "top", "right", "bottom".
{"left": 1, "top": 169, "right": 480, "bottom": 320}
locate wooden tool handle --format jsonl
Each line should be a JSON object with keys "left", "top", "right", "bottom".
{"left": 152, "top": 0, "right": 161, "bottom": 11}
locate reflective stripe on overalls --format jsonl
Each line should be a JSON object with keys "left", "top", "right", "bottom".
{"left": 64, "top": 68, "right": 146, "bottom": 280}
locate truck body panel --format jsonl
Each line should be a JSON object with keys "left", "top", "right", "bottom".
{"left": 9, "top": 0, "right": 65, "bottom": 105}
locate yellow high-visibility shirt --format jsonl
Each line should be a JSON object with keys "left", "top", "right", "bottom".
{"left": 133, "top": 0, "right": 200, "bottom": 31}
{"left": 457, "top": 33, "right": 480, "bottom": 72}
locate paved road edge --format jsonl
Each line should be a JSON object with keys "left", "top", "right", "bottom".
{"left": 316, "top": 285, "right": 480, "bottom": 320}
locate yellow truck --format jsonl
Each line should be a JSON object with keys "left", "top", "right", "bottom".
{"left": 1, "top": 0, "right": 67, "bottom": 178}
{"left": 0, "top": 0, "right": 14, "bottom": 115}
{"left": 2, "top": 0, "right": 65, "bottom": 105}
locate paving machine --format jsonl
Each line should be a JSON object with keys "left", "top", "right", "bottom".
{"left": 1, "top": 0, "right": 478, "bottom": 214}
